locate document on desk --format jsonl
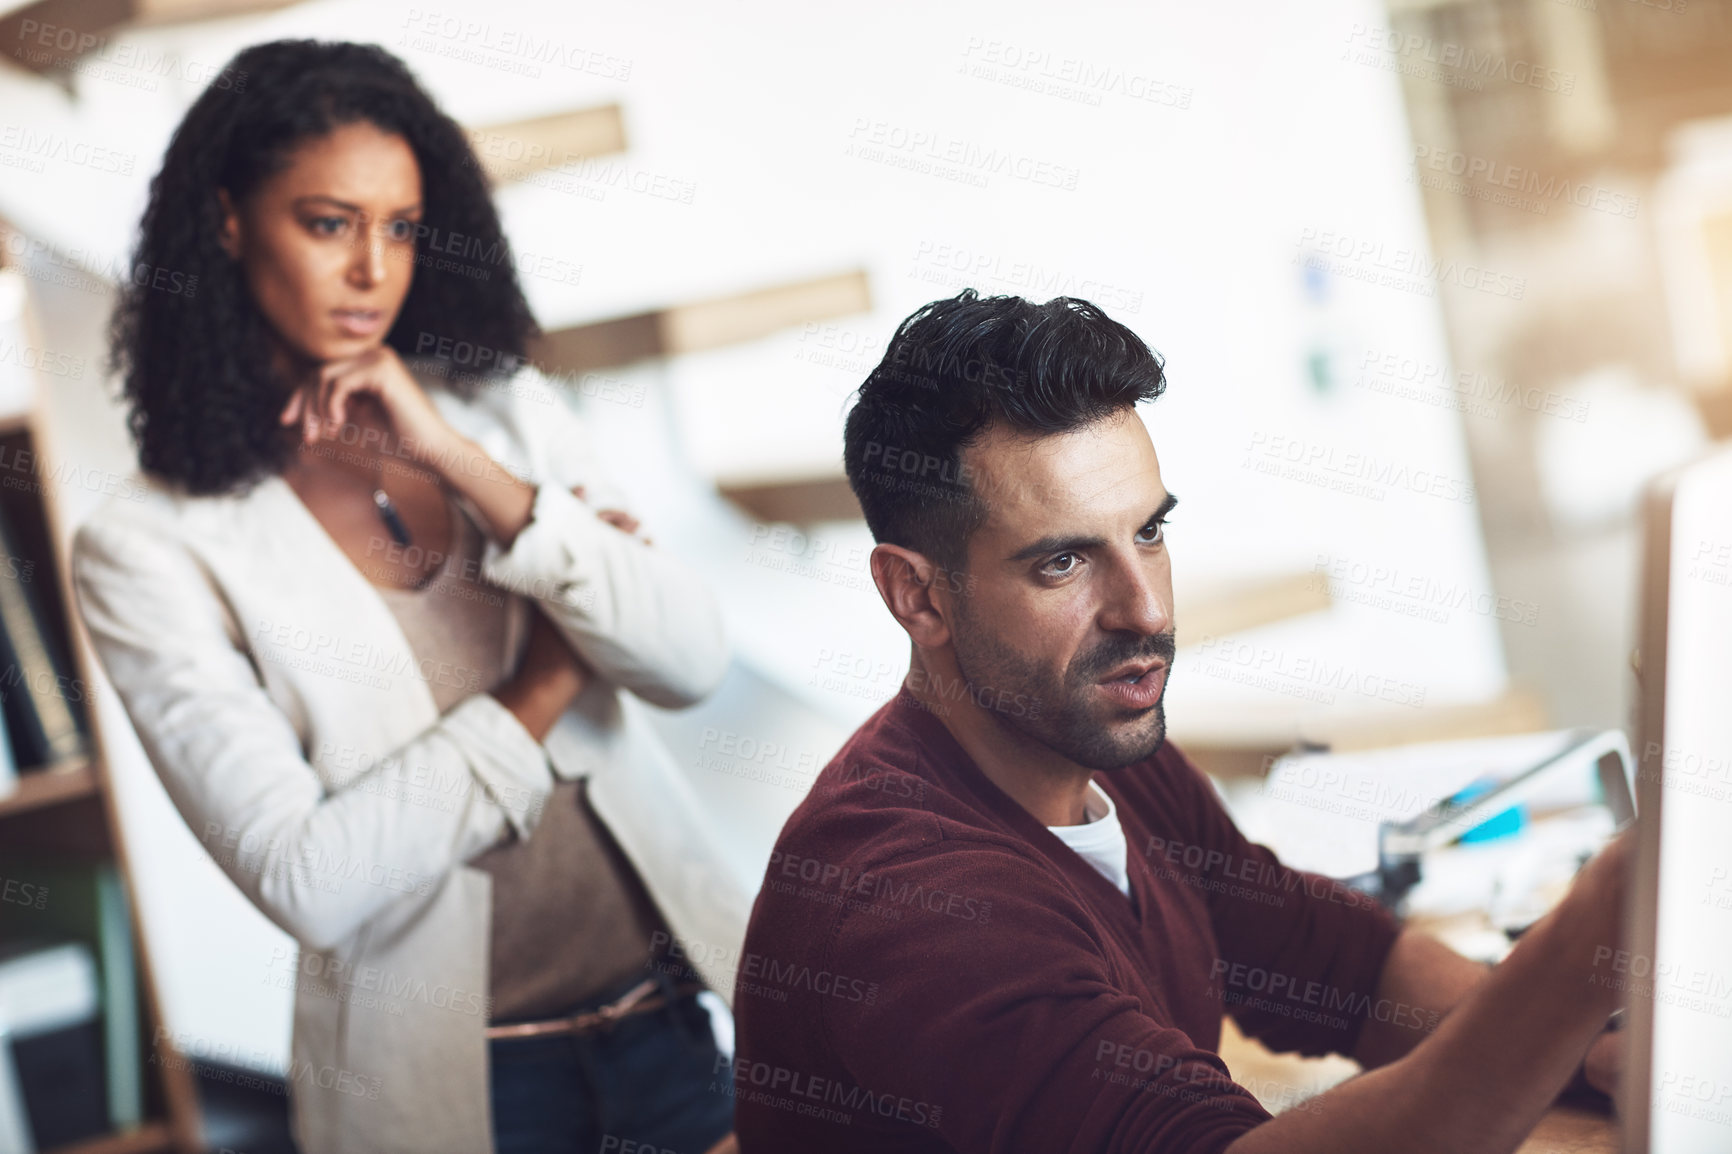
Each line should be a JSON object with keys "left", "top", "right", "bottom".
{"left": 1219, "top": 730, "right": 1617, "bottom": 924}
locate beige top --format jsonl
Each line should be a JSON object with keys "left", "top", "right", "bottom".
{"left": 377, "top": 501, "right": 667, "bottom": 1022}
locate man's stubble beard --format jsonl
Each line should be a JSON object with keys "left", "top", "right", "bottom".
{"left": 948, "top": 595, "right": 1175, "bottom": 772}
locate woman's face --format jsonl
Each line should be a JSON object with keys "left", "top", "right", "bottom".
{"left": 219, "top": 120, "right": 423, "bottom": 364}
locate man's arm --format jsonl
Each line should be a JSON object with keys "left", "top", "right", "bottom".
{"left": 1174, "top": 747, "right": 1616, "bottom": 1093}
{"left": 1354, "top": 922, "right": 1622, "bottom": 1091}
{"left": 804, "top": 847, "right": 1277, "bottom": 1153}
{"left": 1352, "top": 929, "right": 1489, "bottom": 1068}
{"left": 1221, "top": 832, "right": 1631, "bottom": 1154}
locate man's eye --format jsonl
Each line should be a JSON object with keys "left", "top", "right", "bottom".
{"left": 1137, "top": 519, "right": 1168, "bottom": 545}
{"left": 1043, "top": 553, "right": 1079, "bottom": 576}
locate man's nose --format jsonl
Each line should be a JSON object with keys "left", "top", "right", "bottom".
{"left": 1099, "top": 552, "right": 1172, "bottom": 637}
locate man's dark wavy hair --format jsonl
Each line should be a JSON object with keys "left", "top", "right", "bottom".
{"left": 843, "top": 290, "right": 1167, "bottom": 570}
{"left": 110, "top": 38, "right": 538, "bottom": 495}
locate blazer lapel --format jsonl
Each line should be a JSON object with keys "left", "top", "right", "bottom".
{"left": 216, "top": 475, "right": 443, "bottom": 787}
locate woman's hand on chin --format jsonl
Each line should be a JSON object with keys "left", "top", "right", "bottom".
{"left": 278, "top": 345, "right": 535, "bottom": 544}
{"left": 279, "top": 346, "right": 464, "bottom": 472}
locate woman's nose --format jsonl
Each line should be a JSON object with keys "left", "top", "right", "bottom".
{"left": 349, "top": 225, "right": 387, "bottom": 287}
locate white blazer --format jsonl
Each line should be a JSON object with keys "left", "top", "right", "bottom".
{"left": 70, "top": 363, "right": 749, "bottom": 1154}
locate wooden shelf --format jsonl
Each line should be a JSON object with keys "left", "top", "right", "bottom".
{"left": 44, "top": 1121, "right": 175, "bottom": 1154}
{"left": 0, "top": 361, "right": 201, "bottom": 1149}
{"left": 0, "top": 758, "right": 96, "bottom": 820}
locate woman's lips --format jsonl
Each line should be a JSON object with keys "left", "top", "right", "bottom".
{"left": 332, "top": 308, "right": 385, "bottom": 338}
{"left": 1096, "top": 665, "right": 1167, "bottom": 710}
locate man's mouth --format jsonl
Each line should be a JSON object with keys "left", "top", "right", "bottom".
{"left": 1096, "top": 662, "right": 1167, "bottom": 709}
{"left": 1101, "top": 660, "right": 1166, "bottom": 684}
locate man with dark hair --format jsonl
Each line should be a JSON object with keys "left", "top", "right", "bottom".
{"left": 730, "top": 290, "right": 1627, "bottom": 1153}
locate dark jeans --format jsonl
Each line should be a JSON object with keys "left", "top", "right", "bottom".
{"left": 488, "top": 974, "right": 734, "bottom": 1154}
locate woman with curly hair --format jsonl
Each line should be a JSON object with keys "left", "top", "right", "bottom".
{"left": 71, "top": 38, "right": 745, "bottom": 1154}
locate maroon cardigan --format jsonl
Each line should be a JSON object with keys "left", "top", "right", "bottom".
{"left": 731, "top": 690, "right": 1402, "bottom": 1153}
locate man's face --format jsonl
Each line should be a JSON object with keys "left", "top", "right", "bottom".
{"left": 946, "top": 408, "right": 1176, "bottom": 771}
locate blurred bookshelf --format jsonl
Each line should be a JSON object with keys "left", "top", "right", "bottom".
{"left": 0, "top": 263, "right": 198, "bottom": 1150}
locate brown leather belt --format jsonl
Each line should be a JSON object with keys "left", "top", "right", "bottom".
{"left": 484, "top": 979, "right": 707, "bottom": 1041}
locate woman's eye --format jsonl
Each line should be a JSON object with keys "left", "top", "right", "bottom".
{"left": 1137, "top": 520, "right": 1168, "bottom": 545}
{"left": 308, "top": 216, "right": 348, "bottom": 236}
{"left": 386, "top": 219, "right": 417, "bottom": 242}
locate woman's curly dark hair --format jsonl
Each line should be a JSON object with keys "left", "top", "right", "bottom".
{"left": 110, "top": 39, "right": 539, "bottom": 495}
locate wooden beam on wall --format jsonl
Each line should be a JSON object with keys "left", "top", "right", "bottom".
{"left": 3, "top": 0, "right": 133, "bottom": 74}
{"left": 531, "top": 269, "right": 872, "bottom": 376}
{"left": 1174, "top": 571, "right": 1333, "bottom": 647}
{"left": 133, "top": 0, "right": 297, "bottom": 18}
{"left": 1, "top": 0, "right": 296, "bottom": 73}
{"left": 1176, "top": 688, "right": 1552, "bottom": 781}
{"left": 719, "top": 476, "right": 861, "bottom": 525}
{"left": 532, "top": 312, "right": 662, "bottom": 377}
{"left": 1690, "top": 384, "right": 1732, "bottom": 441}
{"left": 468, "top": 105, "right": 628, "bottom": 185}
{"left": 660, "top": 270, "right": 871, "bottom": 355}
{"left": 1317, "top": 688, "right": 1551, "bottom": 753}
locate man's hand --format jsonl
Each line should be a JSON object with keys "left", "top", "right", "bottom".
{"left": 1582, "top": 1026, "right": 1622, "bottom": 1098}
{"left": 1552, "top": 832, "right": 1636, "bottom": 1010}
{"left": 1223, "top": 831, "right": 1637, "bottom": 1154}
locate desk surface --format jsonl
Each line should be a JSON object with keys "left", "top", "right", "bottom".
{"left": 1519, "top": 1105, "right": 1619, "bottom": 1154}
{"left": 1216, "top": 1018, "right": 1619, "bottom": 1153}
{"left": 1209, "top": 779, "right": 1626, "bottom": 1150}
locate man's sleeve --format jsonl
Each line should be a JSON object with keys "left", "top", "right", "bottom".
{"left": 1157, "top": 746, "right": 1403, "bottom": 1058}
{"left": 819, "top": 846, "right": 1273, "bottom": 1154}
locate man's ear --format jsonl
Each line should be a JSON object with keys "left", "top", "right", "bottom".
{"left": 216, "top": 188, "right": 242, "bottom": 260}
{"left": 869, "top": 543, "right": 954, "bottom": 650}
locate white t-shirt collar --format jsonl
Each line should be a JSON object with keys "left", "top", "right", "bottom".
{"left": 1045, "top": 780, "right": 1132, "bottom": 898}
